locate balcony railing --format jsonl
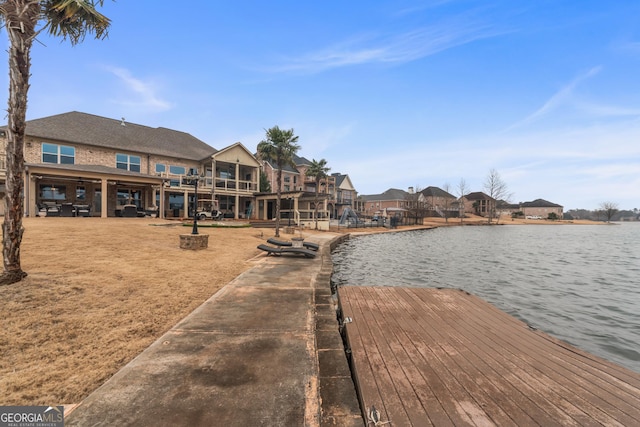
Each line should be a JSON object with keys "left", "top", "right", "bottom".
{"left": 214, "top": 177, "right": 257, "bottom": 192}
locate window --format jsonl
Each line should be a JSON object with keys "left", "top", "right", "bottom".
{"left": 42, "top": 143, "right": 75, "bottom": 164}
{"left": 169, "top": 165, "right": 186, "bottom": 175}
{"left": 156, "top": 163, "right": 166, "bottom": 174}
{"left": 40, "top": 184, "right": 66, "bottom": 200}
{"left": 116, "top": 154, "right": 141, "bottom": 172}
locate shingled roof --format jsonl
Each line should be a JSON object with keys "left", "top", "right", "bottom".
{"left": 520, "top": 198, "right": 563, "bottom": 208}
{"left": 420, "top": 186, "right": 456, "bottom": 199}
{"left": 360, "top": 188, "right": 409, "bottom": 201}
{"left": 464, "top": 191, "right": 495, "bottom": 201}
{"left": 17, "top": 111, "right": 217, "bottom": 161}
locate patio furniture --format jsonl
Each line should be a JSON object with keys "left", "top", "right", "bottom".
{"left": 122, "top": 205, "right": 139, "bottom": 217}
{"left": 267, "top": 237, "right": 319, "bottom": 251}
{"left": 37, "top": 203, "right": 49, "bottom": 217}
{"left": 75, "top": 204, "right": 91, "bottom": 217}
{"left": 60, "top": 203, "right": 76, "bottom": 217}
{"left": 257, "top": 244, "right": 317, "bottom": 258}
{"left": 43, "top": 202, "right": 60, "bottom": 217}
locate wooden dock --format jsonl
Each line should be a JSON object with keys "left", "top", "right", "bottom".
{"left": 338, "top": 286, "right": 640, "bottom": 426}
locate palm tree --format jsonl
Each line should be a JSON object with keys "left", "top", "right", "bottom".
{"left": 305, "top": 158, "right": 330, "bottom": 230}
{"left": 0, "top": 1, "right": 110, "bottom": 285}
{"left": 257, "top": 126, "right": 300, "bottom": 237}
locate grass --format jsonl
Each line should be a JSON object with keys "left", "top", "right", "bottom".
{"left": 0, "top": 218, "right": 263, "bottom": 405}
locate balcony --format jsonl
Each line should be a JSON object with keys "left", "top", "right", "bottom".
{"left": 214, "top": 177, "right": 257, "bottom": 193}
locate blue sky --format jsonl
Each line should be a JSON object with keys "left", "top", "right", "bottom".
{"left": 2, "top": 0, "right": 640, "bottom": 210}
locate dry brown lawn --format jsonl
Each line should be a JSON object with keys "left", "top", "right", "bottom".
{"left": 0, "top": 218, "right": 264, "bottom": 405}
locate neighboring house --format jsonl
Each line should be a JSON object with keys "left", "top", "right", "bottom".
{"left": 257, "top": 156, "right": 358, "bottom": 226}
{"left": 256, "top": 155, "right": 333, "bottom": 226}
{"left": 0, "top": 111, "right": 261, "bottom": 219}
{"left": 332, "top": 173, "right": 357, "bottom": 219}
{"left": 519, "top": 199, "right": 563, "bottom": 219}
{"left": 419, "top": 186, "right": 458, "bottom": 217}
{"left": 359, "top": 188, "right": 410, "bottom": 218}
{"left": 496, "top": 200, "right": 520, "bottom": 217}
{"left": 462, "top": 192, "right": 496, "bottom": 217}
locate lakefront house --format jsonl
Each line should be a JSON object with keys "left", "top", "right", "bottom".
{"left": 0, "top": 112, "right": 261, "bottom": 219}
{"left": 257, "top": 155, "right": 358, "bottom": 229}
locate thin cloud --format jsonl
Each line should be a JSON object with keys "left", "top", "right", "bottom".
{"left": 104, "top": 66, "right": 172, "bottom": 111}
{"left": 269, "top": 18, "right": 505, "bottom": 74}
{"left": 504, "top": 66, "right": 602, "bottom": 131}
{"left": 576, "top": 102, "right": 640, "bottom": 117}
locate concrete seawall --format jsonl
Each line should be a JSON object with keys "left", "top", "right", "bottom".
{"left": 66, "top": 232, "right": 362, "bottom": 426}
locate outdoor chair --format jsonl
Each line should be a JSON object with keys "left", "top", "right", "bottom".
{"left": 257, "top": 244, "right": 317, "bottom": 258}
{"left": 266, "top": 237, "right": 319, "bottom": 251}
{"left": 122, "top": 205, "right": 138, "bottom": 217}
{"left": 43, "top": 202, "right": 60, "bottom": 217}
{"left": 75, "top": 204, "right": 91, "bottom": 217}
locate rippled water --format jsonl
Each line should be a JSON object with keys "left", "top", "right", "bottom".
{"left": 332, "top": 223, "right": 640, "bottom": 373}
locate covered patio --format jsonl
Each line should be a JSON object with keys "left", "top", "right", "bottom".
{"left": 25, "top": 163, "right": 165, "bottom": 218}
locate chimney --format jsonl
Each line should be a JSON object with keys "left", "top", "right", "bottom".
{"left": 408, "top": 186, "right": 414, "bottom": 194}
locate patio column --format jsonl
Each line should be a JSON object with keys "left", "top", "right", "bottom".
{"left": 101, "top": 179, "right": 108, "bottom": 218}
{"left": 183, "top": 188, "right": 189, "bottom": 218}
{"left": 158, "top": 186, "right": 165, "bottom": 219}
{"left": 235, "top": 194, "right": 239, "bottom": 219}
{"left": 235, "top": 161, "right": 240, "bottom": 191}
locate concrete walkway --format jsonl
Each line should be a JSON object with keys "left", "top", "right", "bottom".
{"left": 66, "top": 233, "right": 362, "bottom": 427}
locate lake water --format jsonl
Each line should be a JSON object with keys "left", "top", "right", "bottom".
{"left": 331, "top": 223, "right": 640, "bottom": 373}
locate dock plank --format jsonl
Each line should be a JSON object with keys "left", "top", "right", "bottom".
{"left": 338, "top": 286, "right": 640, "bottom": 427}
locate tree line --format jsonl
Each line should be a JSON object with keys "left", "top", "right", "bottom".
{"left": 566, "top": 203, "right": 638, "bottom": 223}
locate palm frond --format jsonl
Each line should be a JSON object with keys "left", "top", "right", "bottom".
{"left": 42, "top": 0, "right": 110, "bottom": 44}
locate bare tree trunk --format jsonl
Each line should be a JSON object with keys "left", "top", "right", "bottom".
{"left": 0, "top": 1, "right": 38, "bottom": 285}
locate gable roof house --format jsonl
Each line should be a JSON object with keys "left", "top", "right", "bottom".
{"left": 0, "top": 111, "right": 261, "bottom": 219}
{"left": 256, "top": 155, "right": 360, "bottom": 229}
{"left": 462, "top": 191, "right": 496, "bottom": 217}
{"left": 359, "top": 188, "right": 411, "bottom": 218}
{"left": 519, "top": 198, "right": 564, "bottom": 219}
{"left": 331, "top": 173, "right": 357, "bottom": 218}
{"left": 256, "top": 154, "right": 334, "bottom": 228}
{"left": 418, "top": 186, "right": 459, "bottom": 218}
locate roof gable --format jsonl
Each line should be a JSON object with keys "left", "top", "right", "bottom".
{"left": 213, "top": 142, "right": 260, "bottom": 166}
{"left": 420, "top": 186, "right": 456, "bottom": 199}
{"left": 361, "top": 188, "right": 409, "bottom": 201}
{"left": 465, "top": 191, "right": 494, "bottom": 201}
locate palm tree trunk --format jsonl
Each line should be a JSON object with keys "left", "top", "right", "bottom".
{"left": 275, "top": 168, "right": 282, "bottom": 237}
{"left": 0, "top": 1, "right": 38, "bottom": 285}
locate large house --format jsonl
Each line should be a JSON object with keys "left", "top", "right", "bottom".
{"left": 257, "top": 155, "right": 358, "bottom": 228}
{"left": 418, "top": 186, "right": 458, "bottom": 217}
{"left": 462, "top": 191, "right": 496, "bottom": 217}
{"left": 358, "top": 188, "right": 411, "bottom": 218}
{"left": 0, "top": 112, "right": 261, "bottom": 219}
{"left": 519, "top": 199, "right": 563, "bottom": 218}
